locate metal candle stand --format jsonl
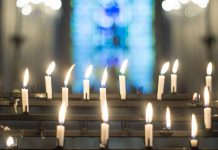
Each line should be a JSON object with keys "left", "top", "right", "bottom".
{"left": 0, "top": 93, "right": 218, "bottom": 149}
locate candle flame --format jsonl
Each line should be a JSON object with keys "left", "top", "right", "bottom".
{"left": 6, "top": 136, "right": 14, "bottom": 147}
{"left": 191, "top": 114, "right": 197, "bottom": 138}
{"left": 64, "top": 64, "right": 75, "bottom": 86}
{"left": 161, "top": 61, "right": 170, "bottom": 75}
{"left": 172, "top": 59, "right": 178, "bottom": 74}
{"left": 120, "top": 59, "right": 128, "bottom": 74}
{"left": 46, "top": 61, "right": 55, "bottom": 76}
{"left": 85, "top": 65, "right": 93, "bottom": 79}
{"left": 206, "top": 62, "right": 212, "bottom": 75}
{"left": 101, "top": 67, "right": 107, "bottom": 87}
{"left": 192, "top": 92, "right": 199, "bottom": 101}
{"left": 166, "top": 106, "right": 171, "bottom": 129}
{"left": 23, "top": 68, "right": 29, "bottom": 88}
{"left": 146, "top": 102, "right": 153, "bottom": 123}
{"left": 58, "top": 102, "right": 66, "bottom": 124}
{"left": 102, "top": 101, "right": 109, "bottom": 122}
{"left": 204, "top": 86, "right": 210, "bottom": 107}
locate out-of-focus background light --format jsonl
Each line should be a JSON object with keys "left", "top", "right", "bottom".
{"left": 16, "top": 0, "right": 62, "bottom": 16}
{"left": 162, "top": 0, "right": 210, "bottom": 16}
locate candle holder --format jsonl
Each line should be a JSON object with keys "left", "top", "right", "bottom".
{"left": 160, "top": 128, "right": 173, "bottom": 136}
{"left": 56, "top": 138, "right": 64, "bottom": 150}
{"left": 189, "top": 138, "right": 198, "bottom": 150}
{"left": 99, "top": 139, "right": 109, "bottom": 150}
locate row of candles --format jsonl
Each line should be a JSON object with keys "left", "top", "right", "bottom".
{"left": 17, "top": 59, "right": 213, "bottom": 148}
{"left": 6, "top": 86, "right": 211, "bottom": 148}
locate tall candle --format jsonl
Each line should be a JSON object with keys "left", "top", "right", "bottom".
{"left": 62, "top": 64, "right": 75, "bottom": 107}
{"left": 204, "top": 87, "right": 211, "bottom": 129}
{"left": 171, "top": 59, "right": 178, "bottom": 93}
{"left": 56, "top": 102, "right": 66, "bottom": 147}
{"left": 45, "top": 61, "right": 55, "bottom": 99}
{"left": 21, "top": 68, "right": 29, "bottom": 113}
{"left": 119, "top": 59, "right": 128, "bottom": 100}
{"left": 83, "top": 65, "right": 93, "bottom": 100}
{"left": 206, "top": 62, "right": 212, "bottom": 92}
{"left": 190, "top": 114, "right": 198, "bottom": 148}
{"left": 100, "top": 67, "right": 107, "bottom": 109}
{"left": 157, "top": 62, "right": 170, "bottom": 100}
{"left": 166, "top": 106, "right": 171, "bottom": 130}
{"left": 145, "top": 102, "right": 153, "bottom": 147}
{"left": 100, "top": 100, "right": 109, "bottom": 147}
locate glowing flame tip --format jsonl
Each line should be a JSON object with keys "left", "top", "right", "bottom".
{"left": 191, "top": 114, "right": 197, "bottom": 138}
{"left": 23, "top": 68, "right": 29, "bottom": 88}
{"left": 146, "top": 102, "right": 153, "bottom": 123}
{"left": 120, "top": 59, "right": 128, "bottom": 74}
{"left": 161, "top": 61, "right": 170, "bottom": 75}
{"left": 172, "top": 59, "right": 178, "bottom": 73}
{"left": 85, "top": 65, "right": 93, "bottom": 79}
{"left": 46, "top": 61, "right": 55, "bottom": 75}
{"left": 6, "top": 136, "right": 14, "bottom": 147}
{"left": 58, "top": 102, "right": 66, "bottom": 124}
{"left": 64, "top": 64, "right": 75, "bottom": 86}
{"left": 207, "top": 62, "right": 212, "bottom": 75}
{"left": 166, "top": 106, "right": 171, "bottom": 129}
{"left": 101, "top": 67, "right": 108, "bottom": 87}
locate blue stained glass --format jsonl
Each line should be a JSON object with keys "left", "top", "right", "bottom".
{"left": 71, "top": 0, "right": 155, "bottom": 93}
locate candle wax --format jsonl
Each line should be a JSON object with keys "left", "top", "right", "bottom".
{"left": 83, "top": 79, "right": 90, "bottom": 100}
{"left": 119, "top": 75, "right": 126, "bottom": 100}
{"left": 45, "top": 76, "right": 52, "bottom": 99}
{"left": 21, "top": 88, "right": 29, "bottom": 112}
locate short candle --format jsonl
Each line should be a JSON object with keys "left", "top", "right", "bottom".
{"left": 171, "top": 59, "right": 178, "bottom": 93}
{"left": 145, "top": 102, "right": 153, "bottom": 147}
{"left": 119, "top": 59, "right": 128, "bottom": 100}
{"left": 157, "top": 62, "right": 170, "bottom": 100}
{"left": 45, "top": 61, "right": 55, "bottom": 99}
{"left": 62, "top": 64, "right": 75, "bottom": 107}
{"left": 83, "top": 65, "right": 93, "bottom": 100}
{"left": 21, "top": 68, "right": 29, "bottom": 113}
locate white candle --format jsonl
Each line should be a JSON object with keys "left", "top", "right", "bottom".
{"left": 204, "top": 87, "right": 211, "bottom": 129}
{"left": 171, "top": 59, "right": 178, "bottom": 93}
{"left": 145, "top": 102, "right": 153, "bottom": 147}
{"left": 62, "top": 64, "right": 75, "bottom": 107}
{"left": 45, "top": 61, "right": 55, "bottom": 99}
{"left": 83, "top": 65, "right": 93, "bottom": 100}
{"left": 119, "top": 59, "right": 128, "bottom": 100}
{"left": 157, "top": 62, "right": 170, "bottom": 100}
{"left": 190, "top": 114, "right": 198, "bottom": 147}
{"left": 166, "top": 106, "right": 171, "bottom": 130}
{"left": 100, "top": 101, "right": 109, "bottom": 146}
{"left": 100, "top": 67, "right": 107, "bottom": 110}
{"left": 206, "top": 62, "right": 212, "bottom": 91}
{"left": 56, "top": 103, "right": 66, "bottom": 147}
{"left": 21, "top": 68, "right": 29, "bottom": 113}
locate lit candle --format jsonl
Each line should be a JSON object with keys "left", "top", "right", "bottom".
{"left": 21, "top": 68, "right": 29, "bottom": 113}
{"left": 83, "top": 65, "right": 93, "bottom": 100}
{"left": 204, "top": 87, "right": 211, "bottom": 129}
{"left": 166, "top": 106, "right": 171, "bottom": 130}
{"left": 100, "top": 67, "right": 107, "bottom": 109}
{"left": 206, "top": 62, "right": 212, "bottom": 92}
{"left": 56, "top": 102, "right": 66, "bottom": 147}
{"left": 45, "top": 61, "right": 55, "bottom": 99}
{"left": 157, "top": 62, "right": 170, "bottom": 100}
{"left": 62, "top": 64, "right": 75, "bottom": 107}
{"left": 190, "top": 114, "right": 198, "bottom": 148}
{"left": 6, "top": 136, "right": 15, "bottom": 148}
{"left": 145, "top": 102, "right": 153, "bottom": 147}
{"left": 171, "top": 59, "right": 178, "bottom": 93}
{"left": 119, "top": 59, "right": 128, "bottom": 100}
{"left": 100, "top": 100, "right": 109, "bottom": 147}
